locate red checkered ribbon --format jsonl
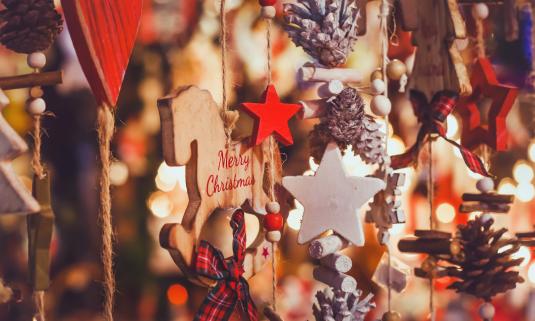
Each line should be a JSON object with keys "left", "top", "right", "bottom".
{"left": 194, "top": 209, "right": 258, "bottom": 321}
{"left": 391, "top": 90, "right": 490, "bottom": 177}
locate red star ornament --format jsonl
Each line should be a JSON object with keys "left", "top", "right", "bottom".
{"left": 457, "top": 58, "right": 518, "bottom": 151}
{"left": 242, "top": 85, "right": 301, "bottom": 146}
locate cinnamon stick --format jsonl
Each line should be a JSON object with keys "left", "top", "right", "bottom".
{"left": 0, "top": 71, "right": 63, "bottom": 90}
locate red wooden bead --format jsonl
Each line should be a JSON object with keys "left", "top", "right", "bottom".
{"left": 264, "top": 213, "right": 283, "bottom": 231}
{"left": 259, "top": 0, "right": 276, "bottom": 6}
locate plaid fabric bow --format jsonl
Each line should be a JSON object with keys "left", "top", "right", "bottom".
{"left": 391, "top": 90, "right": 490, "bottom": 177}
{"left": 194, "top": 209, "right": 258, "bottom": 321}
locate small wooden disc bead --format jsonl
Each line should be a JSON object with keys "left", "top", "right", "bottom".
{"left": 30, "top": 87, "right": 44, "bottom": 99}
{"left": 27, "top": 52, "right": 46, "bottom": 69}
{"left": 371, "top": 95, "right": 392, "bottom": 116}
{"left": 476, "top": 177, "right": 495, "bottom": 193}
{"left": 261, "top": 6, "right": 276, "bottom": 19}
{"left": 26, "top": 98, "right": 46, "bottom": 116}
{"left": 370, "top": 69, "right": 383, "bottom": 81}
{"left": 382, "top": 311, "right": 402, "bottom": 321}
{"left": 266, "top": 230, "right": 281, "bottom": 243}
{"left": 479, "top": 302, "right": 495, "bottom": 319}
{"left": 386, "top": 59, "right": 407, "bottom": 81}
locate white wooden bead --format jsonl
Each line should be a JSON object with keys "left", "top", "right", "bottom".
{"left": 472, "top": 3, "right": 489, "bottom": 20}
{"left": 266, "top": 230, "right": 281, "bottom": 243}
{"left": 371, "top": 79, "right": 386, "bottom": 95}
{"left": 476, "top": 177, "right": 495, "bottom": 193}
{"left": 27, "top": 52, "right": 46, "bottom": 69}
{"left": 261, "top": 6, "right": 276, "bottom": 19}
{"left": 0, "top": 89, "right": 9, "bottom": 109}
{"left": 480, "top": 213, "right": 493, "bottom": 224}
{"left": 266, "top": 201, "right": 280, "bottom": 214}
{"left": 371, "top": 95, "right": 392, "bottom": 116}
{"left": 26, "top": 98, "right": 46, "bottom": 116}
{"left": 479, "top": 302, "right": 495, "bottom": 319}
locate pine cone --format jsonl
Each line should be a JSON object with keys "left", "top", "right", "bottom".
{"left": 313, "top": 287, "right": 375, "bottom": 321}
{"left": 283, "top": 0, "right": 361, "bottom": 67}
{"left": 445, "top": 216, "right": 524, "bottom": 302}
{"left": 0, "top": 0, "right": 63, "bottom": 54}
{"left": 309, "top": 88, "right": 387, "bottom": 165}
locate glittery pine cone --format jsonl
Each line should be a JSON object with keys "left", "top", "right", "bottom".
{"left": 445, "top": 216, "right": 524, "bottom": 302}
{"left": 0, "top": 0, "right": 63, "bottom": 54}
{"left": 310, "top": 88, "right": 387, "bottom": 165}
{"left": 283, "top": 0, "right": 362, "bottom": 67}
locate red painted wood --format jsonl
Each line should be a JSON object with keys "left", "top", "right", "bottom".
{"left": 62, "top": 0, "right": 142, "bottom": 107}
{"left": 242, "top": 85, "right": 301, "bottom": 146}
{"left": 457, "top": 58, "right": 518, "bottom": 151}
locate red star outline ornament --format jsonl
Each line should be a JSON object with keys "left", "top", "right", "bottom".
{"left": 242, "top": 85, "right": 301, "bottom": 146}
{"left": 457, "top": 58, "right": 518, "bottom": 151}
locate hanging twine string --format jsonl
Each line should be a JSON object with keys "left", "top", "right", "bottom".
{"left": 219, "top": 0, "right": 239, "bottom": 145}
{"left": 475, "top": 17, "right": 486, "bottom": 58}
{"left": 33, "top": 291, "right": 45, "bottom": 321}
{"left": 379, "top": 0, "right": 393, "bottom": 314}
{"left": 265, "top": 13, "right": 278, "bottom": 311}
{"left": 428, "top": 139, "right": 436, "bottom": 321}
{"left": 31, "top": 115, "right": 46, "bottom": 179}
{"left": 97, "top": 106, "right": 115, "bottom": 321}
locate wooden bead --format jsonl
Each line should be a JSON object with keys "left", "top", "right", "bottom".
{"left": 382, "top": 311, "right": 402, "bottom": 321}
{"left": 27, "top": 52, "right": 46, "bottom": 69}
{"left": 476, "top": 177, "right": 495, "bottom": 193}
{"left": 479, "top": 302, "right": 495, "bottom": 319}
{"left": 450, "top": 240, "right": 461, "bottom": 256}
{"left": 371, "top": 79, "right": 386, "bottom": 95}
{"left": 371, "top": 95, "right": 392, "bottom": 116}
{"left": 386, "top": 59, "right": 407, "bottom": 81}
{"left": 264, "top": 212, "right": 283, "bottom": 231}
{"left": 261, "top": 6, "right": 276, "bottom": 19}
{"left": 370, "top": 69, "right": 383, "bottom": 81}
{"left": 266, "top": 201, "right": 280, "bottom": 214}
{"left": 30, "top": 87, "right": 44, "bottom": 99}
{"left": 266, "top": 230, "right": 281, "bottom": 242}
{"left": 26, "top": 98, "right": 46, "bottom": 116}
{"left": 472, "top": 3, "right": 489, "bottom": 20}
{"left": 259, "top": 0, "right": 276, "bottom": 6}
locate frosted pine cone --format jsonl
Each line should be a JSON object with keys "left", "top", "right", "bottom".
{"left": 283, "top": 0, "right": 362, "bottom": 67}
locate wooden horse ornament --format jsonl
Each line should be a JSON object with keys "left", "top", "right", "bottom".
{"left": 158, "top": 86, "right": 281, "bottom": 285}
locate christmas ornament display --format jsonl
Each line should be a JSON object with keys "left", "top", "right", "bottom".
{"left": 445, "top": 216, "right": 524, "bottom": 302}
{"left": 0, "top": 90, "right": 39, "bottom": 215}
{"left": 0, "top": 0, "right": 63, "bottom": 54}
{"left": 283, "top": 0, "right": 366, "bottom": 68}
{"left": 457, "top": 58, "right": 518, "bottom": 152}
{"left": 391, "top": 90, "right": 490, "bottom": 177}
{"left": 241, "top": 85, "right": 301, "bottom": 146}
{"left": 312, "top": 287, "right": 375, "bottom": 321}
{"left": 158, "top": 86, "right": 277, "bottom": 285}
{"left": 397, "top": 0, "right": 472, "bottom": 99}
{"left": 283, "top": 143, "right": 385, "bottom": 245}
{"left": 193, "top": 209, "right": 258, "bottom": 321}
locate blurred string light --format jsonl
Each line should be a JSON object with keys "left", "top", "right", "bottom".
{"left": 498, "top": 178, "right": 516, "bottom": 195}
{"left": 167, "top": 283, "right": 188, "bottom": 305}
{"left": 387, "top": 136, "right": 406, "bottom": 156}
{"left": 110, "top": 161, "right": 129, "bottom": 186}
{"left": 155, "top": 162, "right": 186, "bottom": 192}
{"left": 529, "top": 140, "right": 535, "bottom": 163}
{"left": 287, "top": 201, "right": 304, "bottom": 231}
{"left": 513, "top": 246, "right": 531, "bottom": 267}
{"left": 446, "top": 115, "right": 459, "bottom": 139}
{"left": 148, "top": 192, "right": 173, "bottom": 218}
{"left": 436, "top": 203, "right": 456, "bottom": 224}
{"left": 529, "top": 263, "right": 535, "bottom": 284}
{"left": 513, "top": 161, "right": 534, "bottom": 183}
{"left": 516, "top": 182, "right": 535, "bottom": 202}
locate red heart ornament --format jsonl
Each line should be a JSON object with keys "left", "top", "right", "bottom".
{"left": 62, "top": 0, "right": 142, "bottom": 107}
